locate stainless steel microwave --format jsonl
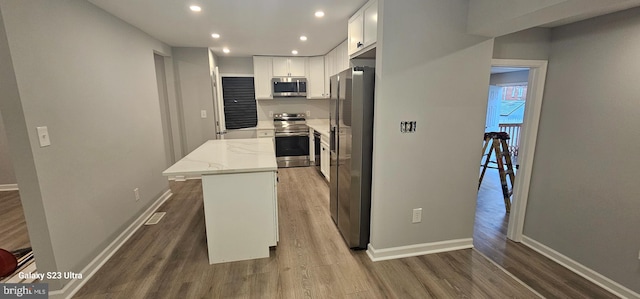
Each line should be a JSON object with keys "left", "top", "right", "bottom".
{"left": 272, "top": 77, "right": 307, "bottom": 97}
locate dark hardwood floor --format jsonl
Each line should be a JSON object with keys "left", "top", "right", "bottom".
{"left": 74, "top": 168, "right": 540, "bottom": 298}
{"left": 475, "top": 168, "right": 617, "bottom": 298}
{"left": 0, "top": 190, "right": 31, "bottom": 251}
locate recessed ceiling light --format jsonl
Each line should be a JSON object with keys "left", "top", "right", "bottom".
{"left": 223, "top": 48, "right": 230, "bottom": 54}
{"left": 315, "top": 11, "right": 325, "bottom": 18}
{"left": 189, "top": 5, "right": 202, "bottom": 12}
{"left": 300, "top": 36, "right": 308, "bottom": 41}
{"left": 291, "top": 50, "right": 298, "bottom": 55}
{"left": 211, "top": 33, "right": 220, "bottom": 39}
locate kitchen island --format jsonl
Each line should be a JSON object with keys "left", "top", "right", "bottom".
{"left": 162, "top": 138, "right": 278, "bottom": 264}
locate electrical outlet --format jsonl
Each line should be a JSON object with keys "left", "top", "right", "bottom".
{"left": 134, "top": 188, "right": 140, "bottom": 201}
{"left": 269, "top": 111, "right": 273, "bottom": 117}
{"left": 412, "top": 208, "right": 422, "bottom": 223}
{"left": 201, "top": 110, "right": 207, "bottom": 118}
{"left": 306, "top": 110, "right": 311, "bottom": 117}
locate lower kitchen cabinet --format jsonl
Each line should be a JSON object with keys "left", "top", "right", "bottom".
{"left": 320, "top": 138, "right": 330, "bottom": 181}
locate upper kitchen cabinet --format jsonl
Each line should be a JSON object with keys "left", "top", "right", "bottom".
{"left": 307, "top": 56, "right": 328, "bottom": 99}
{"left": 348, "top": 0, "right": 378, "bottom": 57}
{"left": 253, "top": 56, "right": 273, "bottom": 100}
{"left": 337, "top": 40, "right": 349, "bottom": 72}
{"left": 273, "top": 57, "right": 307, "bottom": 77}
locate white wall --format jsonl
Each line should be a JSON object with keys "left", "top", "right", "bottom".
{"left": 172, "top": 48, "right": 217, "bottom": 153}
{"left": 0, "top": 0, "right": 172, "bottom": 291}
{"left": 257, "top": 99, "right": 330, "bottom": 120}
{"left": 369, "top": 0, "right": 493, "bottom": 250}
{"left": 0, "top": 111, "right": 16, "bottom": 185}
{"left": 524, "top": 7, "right": 640, "bottom": 293}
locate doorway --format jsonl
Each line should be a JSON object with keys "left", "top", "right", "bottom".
{"left": 473, "top": 59, "right": 548, "bottom": 249}
{"left": 0, "top": 112, "right": 36, "bottom": 282}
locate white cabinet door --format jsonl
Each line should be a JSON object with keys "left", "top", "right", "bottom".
{"left": 337, "top": 41, "right": 349, "bottom": 72}
{"left": 288, "top": 57, "right": 307, "bottom": 77}
{"left": 308, "top": 56, "right": 325, "bottom": 98}
{"left": 348, "top": 0, "right": 378, "bottom": 58}
{"left": 348, "top": 13, "right": 364, "bottom": 55}
{"left": 363, "top": 1, "right": 378, "bottom": 46}
{"left": 272, "top": 57, "right": 290, "bottom": 77}
{"left": 320, "top": 141, "right": 330, "bottom": 181}
{"left": 272, "top": 57, "right": 307, "bottom": 77}
{"left": 253, "top": 56, "right": 273, "bottom": 99}
{"left": 326, "top": 49, "right": 336, "bottom": 77}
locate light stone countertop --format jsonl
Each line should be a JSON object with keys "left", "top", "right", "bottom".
{"left": 307, "top": 119, "right": 330, "bottom": 138}
{"left": 162, "top": 138, "right": 277, "bottom": 176}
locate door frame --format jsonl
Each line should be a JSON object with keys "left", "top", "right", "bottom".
{"left": 490, "top": 59, "right": 548, "bottom": 242}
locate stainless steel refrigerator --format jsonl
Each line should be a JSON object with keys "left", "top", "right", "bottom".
{"left": 329, "top": 66, "right": 375, "bottom": 249}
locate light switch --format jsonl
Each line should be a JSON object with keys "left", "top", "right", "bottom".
{"left": 36, "top": 126, "right": 51, "bottom": 147}
{"left": 201, "top": 110, "right": 207, "bottom": 118}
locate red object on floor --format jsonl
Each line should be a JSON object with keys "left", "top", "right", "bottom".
{"left": 0, "top": 248, "right": 18, "bottom": 278}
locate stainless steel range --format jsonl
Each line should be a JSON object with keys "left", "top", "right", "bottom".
{"left": 273, "top": 113, "right": 310, "bottom": 168}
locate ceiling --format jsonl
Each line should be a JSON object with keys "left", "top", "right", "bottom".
{"left": 88, "top": 0, "right": 368, "bottom": 57}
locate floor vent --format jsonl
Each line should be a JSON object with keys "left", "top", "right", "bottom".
{"left": 145, "top": 212, "right": 166, "bottom": 225}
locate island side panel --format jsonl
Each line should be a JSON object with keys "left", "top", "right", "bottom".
{"left": 201, "top": 171, "right": 276, "bottom": 264}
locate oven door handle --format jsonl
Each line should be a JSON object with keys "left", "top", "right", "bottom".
{"left": 275, "top": 132, "right": 309, "bottom": 137}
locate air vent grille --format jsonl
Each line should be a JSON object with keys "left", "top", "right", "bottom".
{"left": 144, "top": 212, "right": 166, "bottom": 225}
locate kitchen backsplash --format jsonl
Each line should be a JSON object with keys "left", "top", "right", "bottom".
{"left": 257, "top": 99, "right": 330, "bottom": 120}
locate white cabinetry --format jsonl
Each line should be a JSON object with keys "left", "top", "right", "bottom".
{"left": 273, "top": 57, "right": 307, "bottom": 77}
{"left": 324, "top": 50, "right": 334, "bottom": 94}
{"left": 320, "top": 136, "right": 330, "bottom": 181}
{"left": 253, "top": 56, "right": 273, "bottom": 100}
{"left": 336, "top": 41, "right": 349, "bottom": 72}
{"left": 202, "top": 171, "right": 278, "bottom": 263}
{"left": 324, "top": 40, "right": 349, "bottom": 93}
{"left": 348, "top": 0, "right": 378, "bottom": 57}
{"left": 348, "top": 13, "right": 364, "bottom": 55}
{"left": 308, "top": 56, "right": 327, "bottom": 98}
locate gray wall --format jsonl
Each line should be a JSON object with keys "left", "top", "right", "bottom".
{"left": 369, "top": 0, "right": 493, "bottom": 249}
{"left": 0, "top": 111, "right": 16, "bottom": 185}
{"left": 0, "top": 0, "right": 172, "bottom": 291}
{"left": 493, "top": 27, "right": 551, "bottom": 60}
{"left": 489, "top": 70, "right": 530, "bottom": 85}
{"left": 524, "top": 7, "right": 640, "bottom": 293}
{"left": 172, "top": 48, "right": 217, "bottom": 153}
{"left": 257, "top": 99, "right": 330, "bottom": 120}
{"left": 218, "top": 57, "right": 254, "bottom": 75}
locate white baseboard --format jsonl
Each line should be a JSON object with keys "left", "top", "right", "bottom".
{"left": 0, "top": 183, "right": 18, "bottom": 191}
{"left": 366, "top": 238, "right": 474, "bottom": 262}
{"left": 48, "top": 190, "right": 173, "bottom": 299}
{"left": 522, "top": 235, "right": 640, "bottom": 299}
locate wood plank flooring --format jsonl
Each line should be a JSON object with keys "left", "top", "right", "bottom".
{"left": 0, "top": 190, "right": 31, "bottom": 251}
{"left": 475, "top": 168, "right": 617, "bottom": 298}
{"left": 74, "top": 168, "right": 540, "bottom": 298}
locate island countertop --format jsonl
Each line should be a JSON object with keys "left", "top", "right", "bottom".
{"left": 162, "top": 138, "right": 277, "bottom": 177}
